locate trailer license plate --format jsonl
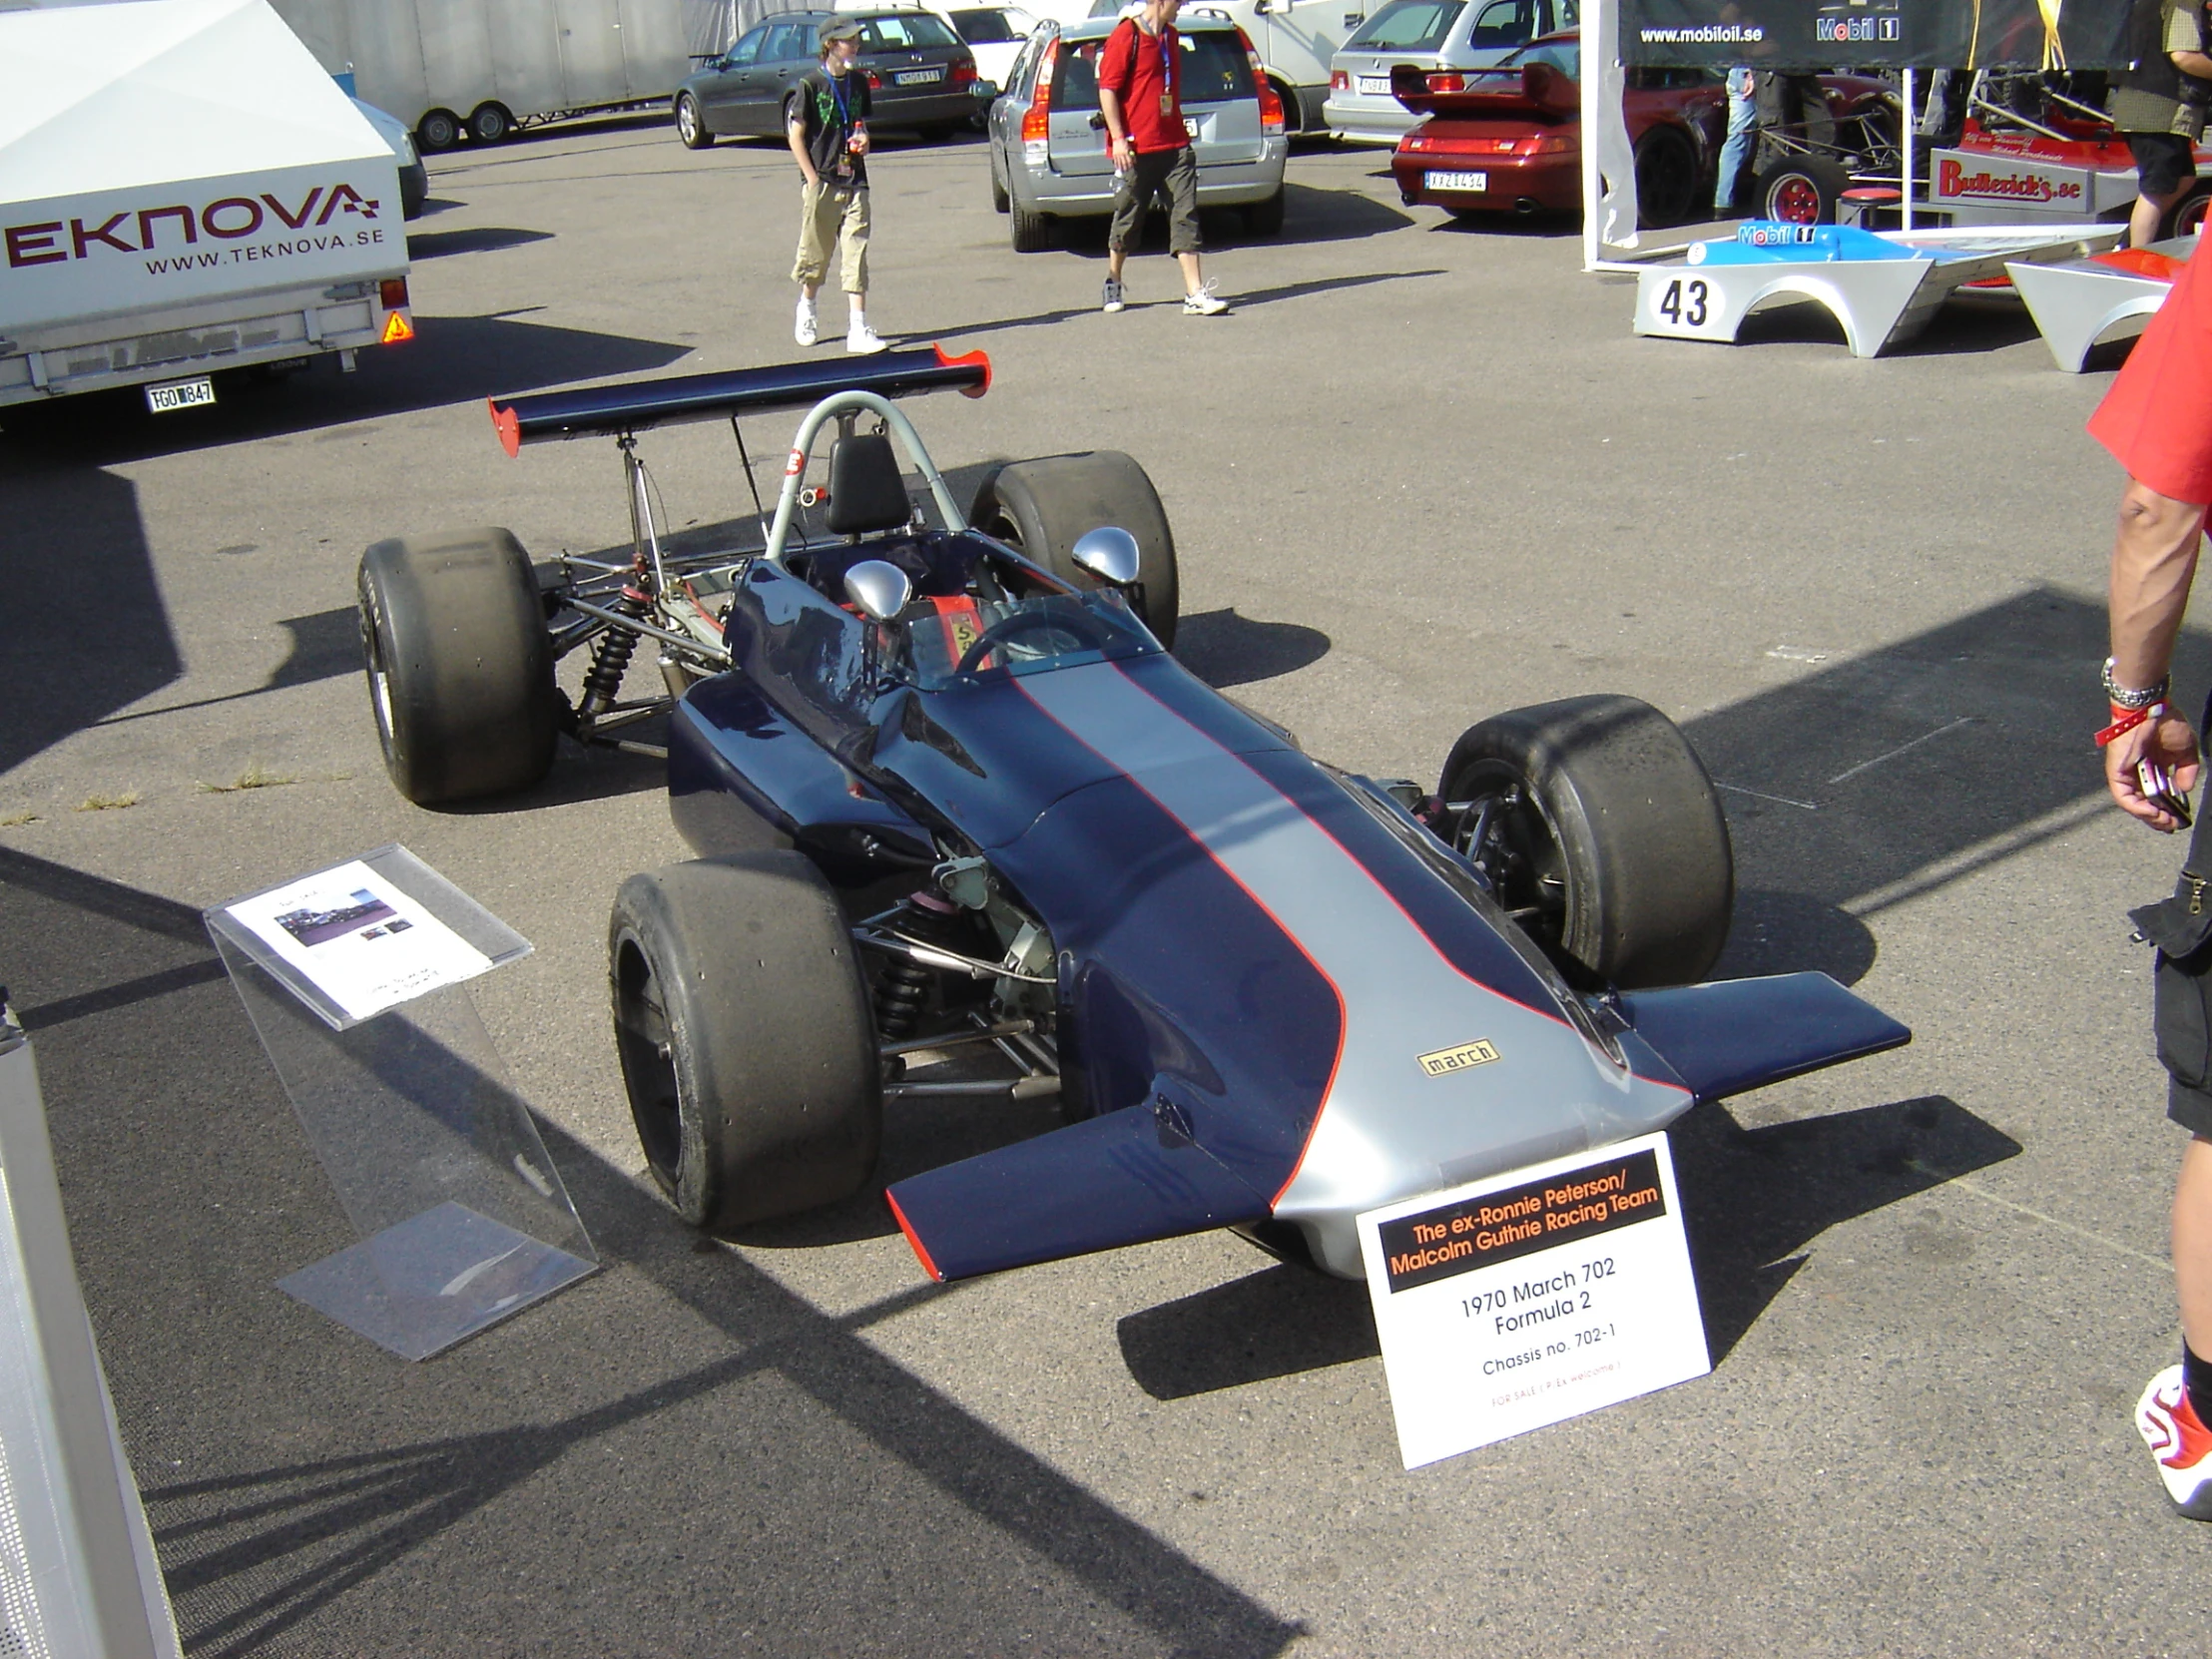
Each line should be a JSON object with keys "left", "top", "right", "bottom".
{"left": 895, "top": 67, "right": 942, "bottom": 84}
{"left": 1425, "top": 170, "right": 1487, "bottom": 193}
{"left": 145, "top": 375, "right": 216, "bottom": 413}
{"left": 1357, "top": 74, "right": 1392, "bottom": 95}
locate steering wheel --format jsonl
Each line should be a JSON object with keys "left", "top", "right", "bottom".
{"left": 953, "top": 607, "right": 1111, "bottom": 678}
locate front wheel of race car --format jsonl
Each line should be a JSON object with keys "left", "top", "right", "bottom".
{"left": 1439, "top": 694, "right": 1733, "bottom": 989}
{"left": 610, "top": 853, "right": 881, "bottom": 1234}
{"left": 356, "top": 527, "right": 560, "bottom": 806}
{"left": 1754, "top": 154, "right": 1849, "bottom": 225}
{"left": 968, "top": 452, "right": 1180, "bottom": 649}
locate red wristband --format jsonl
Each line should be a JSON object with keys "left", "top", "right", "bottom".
{"left": 2097, "top": 702, "right": 2168, "bottom": 747}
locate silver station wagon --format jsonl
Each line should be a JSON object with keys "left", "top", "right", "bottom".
{"left": 984, "top": 13, "right": 1289, "bottom": 251}
{"left": 1322, "top": 0, "right": 1578, "bottom": 144}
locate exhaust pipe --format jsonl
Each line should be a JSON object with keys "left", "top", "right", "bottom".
{"left": 1514, "top": 197, "right": 1541, "bottom": 215}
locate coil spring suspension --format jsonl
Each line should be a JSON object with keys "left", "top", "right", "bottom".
{"left": 873, "top": 956, "right": 931, "bottom": 1040}
{"left": 578, "top": 591, "right": 649, "bottom": 721}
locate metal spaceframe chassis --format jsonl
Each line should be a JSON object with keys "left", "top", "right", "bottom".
{"left": 485, "top": 346, "right": 992, "bottom": 761}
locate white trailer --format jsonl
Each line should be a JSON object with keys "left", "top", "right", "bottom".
{"left": 270, "top": 0, "right": 704, "bottom": 152}
{"left": 0, "top": 0, "right": 414, "bottom": 412}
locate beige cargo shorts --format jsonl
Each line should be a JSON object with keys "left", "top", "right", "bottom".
{"left": 793, "top": 179, "right": 870, "bottom": 294}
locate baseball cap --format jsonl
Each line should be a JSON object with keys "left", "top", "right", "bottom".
{"left": 820, "top": 17, "right": 861, "bottom": 46}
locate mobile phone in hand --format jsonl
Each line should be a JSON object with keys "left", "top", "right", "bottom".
{"left": 2141, "top": 759, "right": 2196, "bottom": 829}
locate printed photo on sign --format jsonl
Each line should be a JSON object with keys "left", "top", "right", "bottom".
{"left": 1359, "top": 1132, "right": 1710, "bottom": 1469}
{"left": 224, "top": 859, "right": 492, "bottom": 1022}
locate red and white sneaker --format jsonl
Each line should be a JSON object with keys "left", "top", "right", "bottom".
{"left": 2135, "top": 1366, "right": 2212, "bottom": 1519}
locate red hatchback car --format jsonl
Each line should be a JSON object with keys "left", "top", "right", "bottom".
{"left": 1388, "top": 34, "right": 1893, "bottom": 229}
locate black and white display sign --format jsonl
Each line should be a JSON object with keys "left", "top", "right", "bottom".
{"left": 1358, "top": 1133, "right": 1711, "bottom": 1469}
{"left": 1619, "top": 0, "right": 2132, "bottom": 71}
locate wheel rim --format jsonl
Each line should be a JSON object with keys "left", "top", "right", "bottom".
{"left": 1446, "top": 760, "right": 1571, "bottom": 955}
{"left": 613, "top": 933, "right": 684, "bottom": 1186}
{"left": 358, "top": 592, "right": 400, "bottom": 761}
{"left": 2176, "top": 193, "right": 2211, "bottom": 237}
{"left": 679, "top": 98, "right": 698, "bottom": 142}
{"left": 1770, "top": 173, "right": 1821, "bottom": 224}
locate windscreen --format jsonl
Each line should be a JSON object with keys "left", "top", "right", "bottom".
{"left": 1346, "top": 0, "right": 1467, "bottom": 51}
{"left": 860, "top": 13, "right": 961, "bottom": 49}
{"left": 1466, "top": 0, "right": 1537, "bottom": 47}
{"left": 953, "top": 7, "right": 1021, "bottom": 42}
{"left": 902, "top": 591, "right": 1161, "bottom": 689}
{"left": 1051, "top": 27, "right": 1254, "bottom": 109}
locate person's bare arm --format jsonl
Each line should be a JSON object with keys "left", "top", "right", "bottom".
{"left": 2106, "top": 477, "right": 2208, "bottom": 830}
{"left": 788, "top": 112, "right": 820, "bottom": 186}
{"left": 1100, "top": 85, "right": 1132, "bottom": 170}
{"left": 2174, "top": 47, "right": 2212, "bottom": 78}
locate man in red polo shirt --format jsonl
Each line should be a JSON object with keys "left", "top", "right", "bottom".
{"left": 1097, "top": 0, "right": 1227, "bottom": 315}
{"left": 2090, "top": 235, "right": 2212, "bottom": 1520}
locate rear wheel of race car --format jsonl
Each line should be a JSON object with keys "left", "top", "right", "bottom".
{"left": 1439, "top": 694, "right": 1733, "bottom": 989}
{"left": 2165, "top": 183, "right": 2212, "bottom": 239}
{"left": 610, "top": 853, "right": 881, "bottom": 1233}
{"left": 1632, "top": 125, "right": 1700, "bottom": 229}
{"left": 677, "top": 93, "right": 714, "bottom": 150}
{"left": 1754, "top": 154, "right": 1848, "bottom": 225}
{"left": 969, "top": 452, "right": 1180, "bottom": 648}
{"left": 356, "top": 527, "right": 560, "bottom": 806}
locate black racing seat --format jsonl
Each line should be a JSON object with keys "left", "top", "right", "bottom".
{"left": 825, "top": 432, "right": 912, "bottom": 538}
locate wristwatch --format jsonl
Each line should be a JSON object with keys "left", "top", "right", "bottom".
{"left": 2103, "top": 656, "right": 2171, "bottom": 711}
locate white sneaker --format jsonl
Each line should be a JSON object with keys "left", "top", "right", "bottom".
{"left": 1101, "top": 277, "right": 1125, "bottom": 313}
{"left": 846, "top": 324, "right": 888, "bottom": 355}
{"left": 1182, "top": 280, "right": 1227, "bottom": 316}
{"left": 795, "top": 301, "right": 819, "bottom": 347}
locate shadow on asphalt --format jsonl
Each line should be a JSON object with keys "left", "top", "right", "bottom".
{"left": 1727, "top": 290, "right": 2044, "bottom": 357}
{"left": 404, "top": 226, "right": 556, "bottom": 260}
{"left": 0, "top": 845, "right": 1305, "bottom": 1659}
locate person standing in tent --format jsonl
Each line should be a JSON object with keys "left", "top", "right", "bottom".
{"left": 2106, "top": 0, "right": 2212, "bottom": 248}
{"left": 1712, "top": 66, "right": 1759, "bottom": 218}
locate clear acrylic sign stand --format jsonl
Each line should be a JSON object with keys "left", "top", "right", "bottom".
{"left": 206, "top": 844, "right": 597, "bottom": 1361}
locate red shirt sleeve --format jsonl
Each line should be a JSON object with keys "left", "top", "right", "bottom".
{"left": 1098, "top": 19, "right": 1136, "bottom": 100}
{"left": 2090, "top": 238, "right": 2212, "bottom": 505}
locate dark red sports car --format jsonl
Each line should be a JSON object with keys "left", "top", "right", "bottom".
{"left": 1388, "top": 35, "right": 1895, "bottom": 229}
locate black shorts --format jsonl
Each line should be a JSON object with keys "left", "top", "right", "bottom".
{"left": 2130, "top": 131, "right": 2199, "bottom": 199}
{"left": 2173, "top": 1078, "right": 2212, "bottom": 1136}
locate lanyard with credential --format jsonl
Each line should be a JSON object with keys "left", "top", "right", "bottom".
{"left": 1156, "top": 26, "right": 1173, "bottom": 116}
{"left": 830, "top": 73, "right": 851, "bottom": 134}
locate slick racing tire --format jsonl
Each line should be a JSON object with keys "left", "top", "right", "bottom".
{"left": 357, "top": 527, "right": 560, "bottom": 806}
{"left": 1632, "top": 125, "right": 1699, "bottom": 229}
{"left": 610, "top": 853, "right": 881, "bottom": 1233}
{"left": 1754, "top": 154, "right": 1848, "bottom": 225}
{"left": 1440, "top": 694, "right": 1733, "bottom": 989}
{"left": 968, "top": 452, "right": 1180, "bottom": 649}
{"left": 2166, "top": 182, "right": 2212, "bottom": 239}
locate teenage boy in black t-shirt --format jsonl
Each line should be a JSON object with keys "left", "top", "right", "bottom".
{"left": 787, "top": 18, "right": 886, "bottom": 353}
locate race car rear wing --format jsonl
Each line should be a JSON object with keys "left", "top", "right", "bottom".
{"left": 1389, "top": 60, "right": 1577, "bottom": 122}
{"left": 488, "top": 344, "right": 991, "bottom": 455}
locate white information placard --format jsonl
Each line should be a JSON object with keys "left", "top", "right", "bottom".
{"left": 220, "top": 858, "right": 494, "bottom": 1023}
{"left": 1358, "top": 1132, "right": 1710, "bottom": 1469}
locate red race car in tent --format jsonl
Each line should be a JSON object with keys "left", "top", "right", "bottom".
{"left": 1388, "top": 33, "right": 1894, "bottom": 228}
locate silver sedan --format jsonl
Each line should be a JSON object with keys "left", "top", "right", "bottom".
{"left": 1322, "top": 0, "right": 1577, "bottom": 144}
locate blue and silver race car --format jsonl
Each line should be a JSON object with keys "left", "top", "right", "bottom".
{"left": 357, "top": 349, "right": 1909, "bottom": 1283}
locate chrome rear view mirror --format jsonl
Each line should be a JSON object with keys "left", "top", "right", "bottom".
{"left": 843, "top": 560, "right": 912, "bottom": 623}
{"left": 1069, "top": 526, "right": 1141, "bottom": 587}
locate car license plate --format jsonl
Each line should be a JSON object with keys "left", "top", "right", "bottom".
{"left": 145, "top": 375, "right": 216, "bottom": 413}
{"left": 895, "top": 67, "right": 943, "bottom": 84}
{"left": 1425, "top": 170, "right": 1487, "bottom": 193}
{"left": 1357, "top": 74, "right": 1392, "bottom": 95}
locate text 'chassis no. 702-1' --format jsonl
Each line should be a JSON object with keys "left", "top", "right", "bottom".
{"left": 355, "top": 347, "right": 1910, "bottom": 1283}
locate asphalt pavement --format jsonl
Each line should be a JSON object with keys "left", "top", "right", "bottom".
{"left": 1, "top": 114, "right": 2207, "bottom": 1655}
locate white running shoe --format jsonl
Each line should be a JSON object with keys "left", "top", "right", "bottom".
{"left": 1102, "top": 277, "right": 1125, "bottom": 313}
{"left": 1182, "top": 280, "right": 1227, "bottom": 316}
{"left": 2136, "top": 1366, "right": 2212, "bottom": 1519}
{"left": 846, "top": 324, "right": 888, "bottom": 355}
{"left": 795, "top": 301, "right": 819, "bottom": 347}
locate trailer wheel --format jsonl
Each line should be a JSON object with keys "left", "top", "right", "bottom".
{"left": 357, "top": 528, "right": 560, "bottom": 806}
{"left": 416, "top": 108, "right": 462, "bottom": 153}
{"left": 969, "top": 453, "right": 1179, "bottom": 649}
{"left": 677, "top": 92, "right": 714, "bottom": 150}
{"left": 469, "top": 103, "right": 514, "bottom": 145}
{"left": 1440, "top": 695, "right": 1733, "bottom": 989}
